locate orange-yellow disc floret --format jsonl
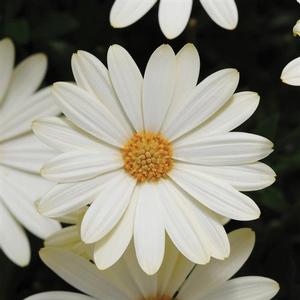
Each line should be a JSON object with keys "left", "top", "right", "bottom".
{"left": 122, "top": 132, "right": 173, "bottom": 182}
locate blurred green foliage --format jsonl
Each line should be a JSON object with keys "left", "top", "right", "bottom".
{"left": 0, "top": 0, "right": 300, "bottom": 299}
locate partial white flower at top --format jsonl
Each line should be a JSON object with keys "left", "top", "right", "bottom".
{"left": 33, "top": 43, "right": 275, "bottom": 275}
{"left": 0, "top": 38, "right": 61, "bottom": 267}
{"left": 25, "top": 228, "right": 280, "bottom": 300}
{"left": 110, "top": 0, "right": 238, "bottom": 39}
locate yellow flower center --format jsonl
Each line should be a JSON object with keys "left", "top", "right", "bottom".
{"left": 122, "top": 132, "right": 173, "bottom": 182}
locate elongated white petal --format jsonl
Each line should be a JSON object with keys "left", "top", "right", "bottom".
{"left": 108, "top": 44, "right": 143, "bottom": 131}
{"left": 41, "top": 151, "right": 122, "bottom": 183}
{"left": 0, "top": 38, "right": 14, "bottom": 103}
{"left": 0, "top": 88, "right": 60, "bottom": 142}
{"left": 0, "top": 200, "right": 30, "bottom": 266}
{"left": 281, "top": 57, "right": 300, "bottom": 86}
{"left": 110, "top": 0, "right": 157, "bottom": 28}
{"left": 178, "top": 228, "right": 255, "bottom": 300}
{"left": 40, "top": 248, "right": 129, "bottom": 300}
{"left": 158, "top": 179, "right": 210, "bottom": 264}
{"left": 45, "top": 225, "right": 79, "bottom": 248}
{"left": 81, "top": 171, "right": 136, "bottom": 243}
{"left": 71, "top": 51, "right": 132, "bottom": 134}
{"left": 174, "top": 132, "right": 273, "bottom": 166}
{"left": 181, "top": 91, "right": 259, "bottom": 139}
{"left": 25, "top": 291, "right": 96, "bottom": 300}
{"left": 201, "top": 277, "right": 279, "bottom": 300}
{"left": 32, "top": 117, "right": 111, "bottom": 153}
{"left": 143, "top": 44, "right": 176, "bottom": 132}
{"left": 134, "top": 183, "right": 165, "bottom": 275}
{"left": 164, "top": 44, "right": 200, "bottom": 126}
{"left": 163, "top": 69, "right": 239, "bottom": 140}
{"left": 3, "top": 53, "right": 47, "bottom": 112}
{"left": 0, "top": 133, "right": 56, "bottom": 173}
{"left": 158, "top": 0, "right": 193, "bottom": 39}
{"left": 184, "top": 162, "right": 275, "bottom": 191}
{"left": 200, "top": 0, "right": 238, "bottom": 30}
{"left": 38, "top": 171, "right": 118, "bottom": 217}
{"left": 94, "top": 186, "right": 138, "bottom": 270}
{"left": 1, "top": 175, "right": 60, "bottom": 239}
{"left": 52, "top": 82, "right": 130, "bottom": 147}
{"left": 170, "top": 165, "right": 260, "bottom": 220}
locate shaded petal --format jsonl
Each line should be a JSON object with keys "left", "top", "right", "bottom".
{"left": 170, "top": 164, "right": 260, "bottom": 220}
{"left": 200, "top": 0, "right": 238, "bottom": 30}
{"left": 110, "top": 0, "right": 157, "bottom": 28}
{"left": 201, "top": 277, "right": 279, "bottom": 300}
{"left": 25, "top": 292, "right": 96, "bottom": 300}
{"left": 134, "top": 183, "right": 165, "bottom": 275}
{"left": 143, "top": 45, "right": 176, "bottom": 132}
{"left": 108, "top": 44, "right": 143, "bottom": 131}
{"left": 81, "top": 170, "right": 136, "bottom": 243}
{"left": 177, "top": 228, "right": 255, "bottom": 300}
{"left": 173, "top": 132, "right": 273, "bottom": 166}
{"left": 163, "top": 69, "right": 239, "bottom": 141}
{"left": 71, "top": 51, "right": 132, "bottom": 133}
{"left": 281, "top": 56, "right": 300, "bottom": 86}
{"left": 0, "top": 200, "right": 30, "bottom": 266}
{"left": 52, "top": 82, "right": 130, "bottom": 147}
{"left": 158, "top": 0, "right": 193, "bottom": 39}
{"left": 41, "top": 151, "right": 122, "bottom": 183}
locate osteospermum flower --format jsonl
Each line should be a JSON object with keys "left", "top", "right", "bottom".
{"left": 110, "top": 0, "right": 238, "bottom": 39}
{"left": 25, "top": 228, "right": 279, "bottom": 300}
{"left": 34, "top": 43, "right": 275, "bottom": 274}
{"left": 0, "top": 38, "right": 61, "bottom": 266}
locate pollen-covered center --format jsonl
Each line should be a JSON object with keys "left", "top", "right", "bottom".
{"left": 122, "top": 132, "right": 173, "bottom": 182}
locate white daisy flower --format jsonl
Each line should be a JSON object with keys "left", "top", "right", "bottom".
{"left": 25, "top": 228, "right": 280, "bottom": 300}
{"left": 34, "top": 43, "right": 275, "bottom": 275}
{"left": 110, "top": 0, "right": 238, "bottom": 39}
{"left": 0, "top": 38, "right": 61, "bottom": 266}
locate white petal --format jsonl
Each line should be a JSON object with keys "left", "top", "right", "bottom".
{"left": 45, "top": 225, "right": 79, "bottom": 248}
{"left": 25, "top": 291, "right": 96, "bottom": 300}
{"left": 163, "top": 44, "right": 200, "bottom": 127}
{"left": 94, "top": 186, "right": 138, "bottom": 270}
{"left": 0, "top": 199, "right": 30, "bottom": 266}
{"left": 38, "top": 171, "right": 118, "bottom": 217}
{"left": 163, "top": 69, "right": 239, "bottom": 141}
{"left": 184, "top": 162, "right": 275, "bottom": 192}
{"left": 158, "top": 179, "right": 210, "bottom": 264}
{"left": 201, "top": 277, "right": 279, "bottom": 300}
{"left": 39, "top": 248, "right": 129, "bottom": 300}
{"left": 200, "top": 0, "right": 238, "bottom": 30}
{"left": 1, "top": 174, "right": 60, "bottom": 239}
{"left": 170, "top": 164, "right": 260, "bottom": 220}
{"left": 0, "top": 87, "right": 60, "bottom": 142}
{"left": 71, "top": 51, "right": 132, "bottom": 134}
{"left": 108, "top": 44, "right": 143, "bottom": 131}
{"left": 3, "top": 53, "right": 47, "bottom": 112}
{"left": 177, "top": 228, "right": 255, "bottom": 300}
{"left": 41, "top": 151, "right": 122, "bottom": 183}
{"left": 110, "top": 0, "right": 157, "bottom": 28}
{"left": 134, "top": 183, "right": 165, "bottom": 275}
{"left": 32, "top": 117, "right": 112, "bottom": 153}
{"left": 52, "top": 82, "right": 130, "bottom": 147}
{"left": 81, "top": 171, "right": 136, "bottom": 243}
{"left": 0, "top": 133, "right": 56, "bottom": 173}
{"left": 180, "top": 91, "right": 259, "bottom": 139}
{"left": 158, "top": 0, "right": 193, "bottom": 39}
{"left": 281, "top": 56, "right": 300, "bottom": 86}
{"left": 293, "top": 20, "right": 300, "bottom": 37}
{"left": 173, "top": 132, "right": 274, "bottom": 166}
{"left": 143, "top": 44, "right": 176, "bottom": 132}
{"left": 0, "top": 38, "right": 14, "bottom": 103}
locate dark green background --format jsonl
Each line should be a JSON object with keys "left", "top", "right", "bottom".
{"left": 0, "top": 0, "right": 299, "bottom": 299}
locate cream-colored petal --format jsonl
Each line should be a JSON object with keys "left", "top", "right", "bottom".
{"left": 281, "top": 56, "right": 300, "bottom": 86}
{"left": 25, "top": 291, "right": 96, "bottom": 300}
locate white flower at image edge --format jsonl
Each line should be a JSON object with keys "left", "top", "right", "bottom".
{"left": 0, "top": 38, "right": 61, "bottom": 266}
{"left": 110, "top": 0, "right": 238, "bottom": 39}
{"left": 33, "top": 43, "right": 275, "bottom": 275}
{"left": 25, "top": 228, "right": 280, "bottom": 300}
